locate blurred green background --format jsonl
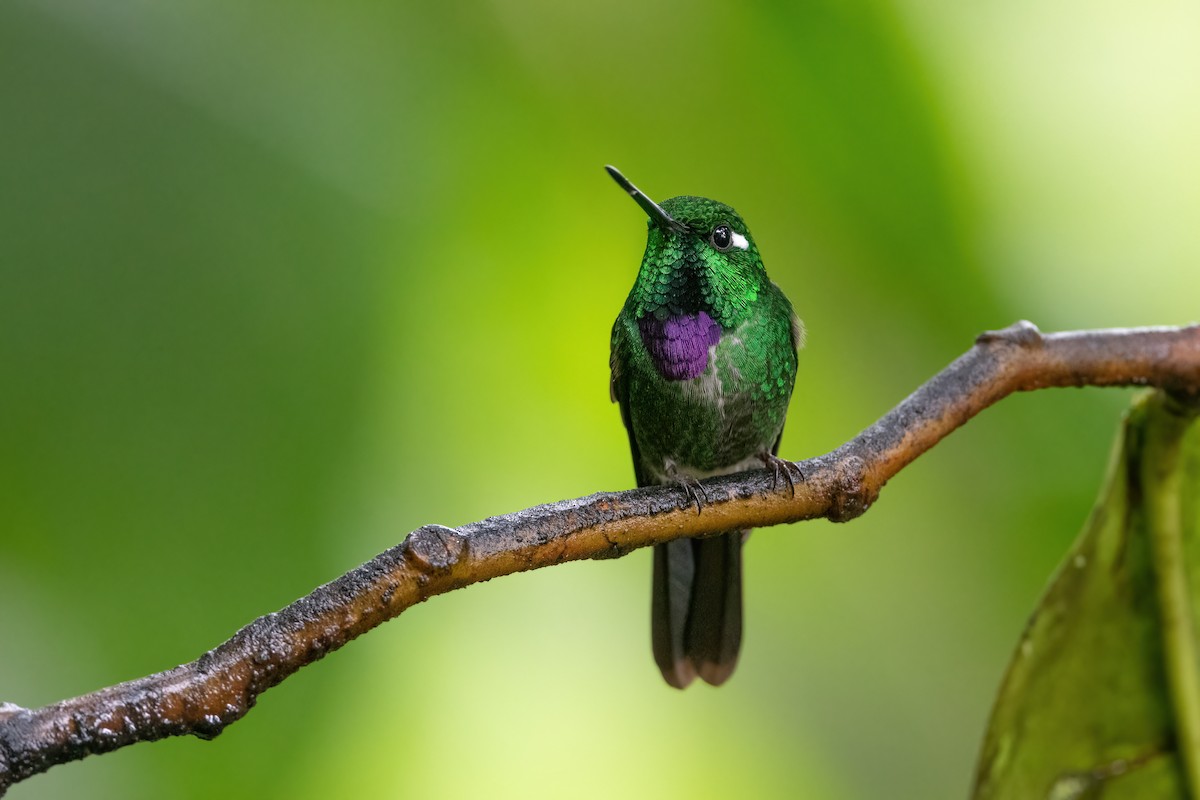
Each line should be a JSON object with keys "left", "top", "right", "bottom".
{"left": 1, "top": 1, "right": 1197, "bottom": 798}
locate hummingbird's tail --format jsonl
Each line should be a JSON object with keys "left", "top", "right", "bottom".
{"left": 651, "top": 531, "right": 745, "bottom": 689}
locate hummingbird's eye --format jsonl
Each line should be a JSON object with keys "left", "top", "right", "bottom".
{"left": 710, "top": 225, "right": 733, "bottom": 251}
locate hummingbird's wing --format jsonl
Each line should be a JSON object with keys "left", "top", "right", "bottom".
{"left": 609, "top": 317, "right": 650, "bottom": 488}
{"left": 771, "top": 296, "right": 804, "bottom": 459}
{"left": 785, "top": 292, "right": 806, "bottom": 355}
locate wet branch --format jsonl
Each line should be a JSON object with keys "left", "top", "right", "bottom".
{"left": 2, "top": 321, "right": 1200, "bottom": 794}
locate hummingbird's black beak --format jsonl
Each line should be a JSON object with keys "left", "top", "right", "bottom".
{"left": 606, "top": 165, "right": 685, "bottom": 233}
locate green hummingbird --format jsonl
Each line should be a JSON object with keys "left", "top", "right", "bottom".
{"left": 607, "top": 166, "right": 803, "bottom": 689}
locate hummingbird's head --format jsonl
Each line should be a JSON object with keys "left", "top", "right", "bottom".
{"left": 606, "top": 166, "right": 766, "bottom": 328}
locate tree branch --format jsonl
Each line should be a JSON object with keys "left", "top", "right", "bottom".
{"left": 2, "top": 321, "right": 1199, "bottom": 794}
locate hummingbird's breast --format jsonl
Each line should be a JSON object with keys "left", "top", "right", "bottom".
{"left": 621, "top": 299, "right": 793, "bottom": 478}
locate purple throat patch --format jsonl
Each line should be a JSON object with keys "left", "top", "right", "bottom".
{"left": 639, "top": 312, "right": 722, "bottom": 381}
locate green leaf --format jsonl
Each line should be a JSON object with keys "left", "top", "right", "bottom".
{"left": 973, "top": 391, "right": 1200, "bottom": 800}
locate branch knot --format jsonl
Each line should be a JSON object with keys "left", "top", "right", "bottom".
{"left": 403, "top": 525, "right": 468, "bottom": 574}
{"left": 976, "top": 319, "right": 1043, "bottom": 348}
{"left": 827, "top": 456, "right": 874, "bottom": 523}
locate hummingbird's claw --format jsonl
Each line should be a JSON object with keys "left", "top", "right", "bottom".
{"left": 665, "top": 462, "right": 708, "bottom": 514}
{"left": 679, "top": 478, "right": 708, "bottom": 514}
{"left": 759, "top": 452, "right": 804, "bottom": 498}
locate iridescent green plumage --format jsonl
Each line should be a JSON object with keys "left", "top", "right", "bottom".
{"left": 607, "top": 167, "right": 802, "bottom": 688}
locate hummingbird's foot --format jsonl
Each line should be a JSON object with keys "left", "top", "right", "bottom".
{"left": 664, "top": 461, "right": 708, "bottom": 514}
{"left": 759, "top": 452, "right": 804, "bottom": 498}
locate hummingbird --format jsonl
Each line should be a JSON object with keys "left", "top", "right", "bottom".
{"left": 607, "top": 166, "right": 803, "bottom": 689}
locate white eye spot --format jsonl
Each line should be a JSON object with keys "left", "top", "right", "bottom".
{"left": 730, "top": 231, "right": 749, "bottom": 250}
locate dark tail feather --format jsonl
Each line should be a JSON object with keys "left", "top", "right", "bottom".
{"left": 651, "top": 540, "right": 698, "bottom": 688}
{"left": 687, "top": 532, "right": 744, "bottom": 686}
{"left": 651, "top": 531, "right": 745, "bottom": 689}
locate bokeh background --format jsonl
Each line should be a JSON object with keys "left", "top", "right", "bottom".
{"left": 2, "top": 1, "right": 1198, "bottom": 797}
